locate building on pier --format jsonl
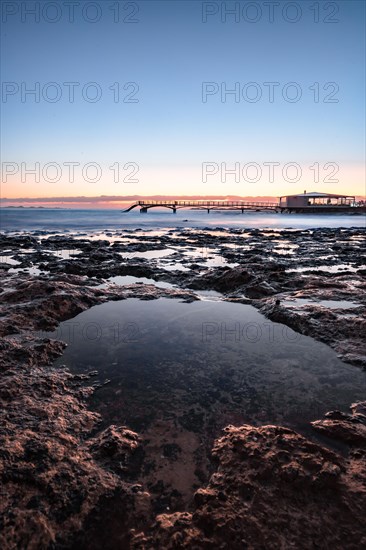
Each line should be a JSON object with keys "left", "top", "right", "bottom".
{"left": 278, "top": 191, "right": 356, "bottom": 210}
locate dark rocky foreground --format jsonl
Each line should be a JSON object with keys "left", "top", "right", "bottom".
{"left": 132, "top": 407, "right": 366, "bottom": 549}
{"left": 0, "top": 226, "right": 365, "bottom": 548}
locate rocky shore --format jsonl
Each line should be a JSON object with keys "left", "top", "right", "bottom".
{"left": 0, "top": 227, "right": 365, "bottom": 548}
{"left": 133, "top": 404, "right": 366, "bottom": 549}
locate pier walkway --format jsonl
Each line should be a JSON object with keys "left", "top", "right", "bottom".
{"left": 123, "top": 199, "right": 366, "bottom": 214}
{"left": 123, "top": 200, "right": 279, "bottom": 213}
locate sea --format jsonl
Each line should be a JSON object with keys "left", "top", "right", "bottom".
{"left": 1, "top": 207, "right": 365, "bottom": 232}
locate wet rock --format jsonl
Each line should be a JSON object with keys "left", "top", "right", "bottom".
{"left": 133, "top": 410, "right": 366, "bottom": 549}
{"left": 86, "top": 425, "right": 141, "bottom": 475}
{"left": 189, "top": 267, "right": 255, "bottom": 292}
{"left": 245, "top": 280, "right": 278, "bottom": 298}
{"left": 312, "top": 401, "right": 366, "bottom": 446}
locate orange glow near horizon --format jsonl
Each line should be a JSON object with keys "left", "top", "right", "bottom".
{"left": 1, "top": 164, "right": 365, "bottom": 203}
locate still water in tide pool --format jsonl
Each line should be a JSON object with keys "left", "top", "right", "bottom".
{"left": 49, "top": 298, "right": 366, "bottom": 436}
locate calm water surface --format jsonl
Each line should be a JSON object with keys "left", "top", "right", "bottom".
{"left": 1, "top": 207, "right": 365, "bottom": 231}
{"left": 45, "top": 297, "right": 366, "bottom": 506}
{"left": 49, "top": 298, "right": 366, "bottom": 433}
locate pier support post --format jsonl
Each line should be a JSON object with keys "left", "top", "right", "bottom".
{"left": 140, "top": 207, "right": 148, "bottom": 213}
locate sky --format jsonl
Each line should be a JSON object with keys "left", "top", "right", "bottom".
{"left": 1, "top": 0, "right": 365, "bottom": 204}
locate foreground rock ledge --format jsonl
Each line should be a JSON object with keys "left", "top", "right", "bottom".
{"left": 132, "top": 409, "right": 366, "bottom": 549}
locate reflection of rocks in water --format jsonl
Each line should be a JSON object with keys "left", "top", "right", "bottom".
{"left": 259, "top": 296, "right": 366, "bottom": 367}
{"left": 161, "top": 443, "right": 181, "bottom": 460}
{"left": 179, "top": 409, "right": 206, "bottom": 433}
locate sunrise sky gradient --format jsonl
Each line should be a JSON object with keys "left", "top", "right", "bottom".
{"left": 1, "top": 1, "right": 365, "bottom": 206}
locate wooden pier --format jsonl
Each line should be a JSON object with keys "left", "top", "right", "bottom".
{"left": 123, "top": 200, "right": 279, "bottom": 213}
{"left": 123, "top": 195, "right": 365, "bottom": 215}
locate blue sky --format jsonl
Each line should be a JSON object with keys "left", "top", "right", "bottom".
{"left": 1, "top": 0, "right": 365, "bottom": 200}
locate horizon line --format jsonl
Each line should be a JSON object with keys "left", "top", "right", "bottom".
{"left": 2, "top": 193, "right": 365, "bottom": 204}
{"left": 1, "top": 194, "right": 280, "bottom": 203}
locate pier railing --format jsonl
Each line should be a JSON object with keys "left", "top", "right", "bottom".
{"left": 123, "top": 198, "right": 366, "bottom": 214}
{"left": 124, "top": 200, "right": 279, "bottom": 212}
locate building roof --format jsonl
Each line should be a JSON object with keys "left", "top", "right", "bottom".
{"left": 279, "top": 191, "right": 355, "bottom": 199}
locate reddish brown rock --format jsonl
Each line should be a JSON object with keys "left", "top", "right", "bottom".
{"left": 0, "top": 332, "right": 143, "bottom": 549}
{"left": 0, "top": 275, "right": 197, "bottom": 549}
{"left": 312, "top": 401, "right": 366, "bottom": 447}
{"left": 132, "top": 420, "right": 366, "bottom": 549}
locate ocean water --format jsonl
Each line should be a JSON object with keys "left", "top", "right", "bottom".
{"left": 1, "top": 207, "right": 365, "bottom": 232}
